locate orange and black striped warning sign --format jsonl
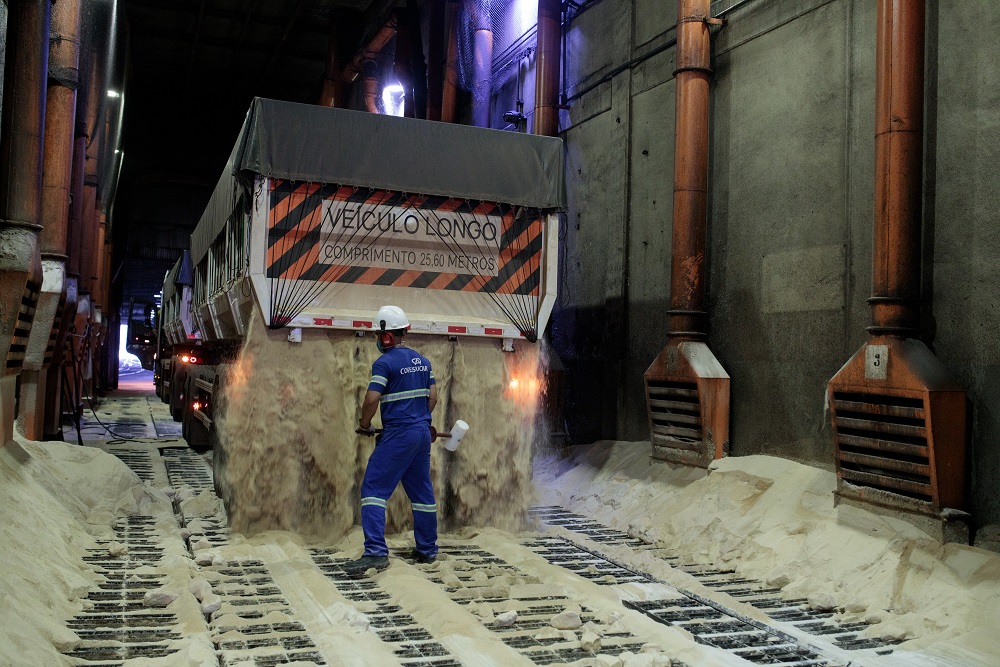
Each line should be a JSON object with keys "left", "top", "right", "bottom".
{"left": 266, "top": 179, "right": 542, "bottom": 296}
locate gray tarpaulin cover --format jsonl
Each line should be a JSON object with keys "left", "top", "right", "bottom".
{"left": 191, "top": 97, "right": 565, "bottom": 264}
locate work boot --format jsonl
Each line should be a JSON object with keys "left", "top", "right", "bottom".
{"left": 409, "top": 549, "right": 436, "bottom": 565}
{"left": 343, "top": 554, "right": 389, "bottom": 575}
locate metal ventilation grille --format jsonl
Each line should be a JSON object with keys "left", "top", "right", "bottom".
{"left": 832, "top": 391, "right": 932, "bottom": 502}
{"left": 647, "top": 380, "right": 702, "bottom": 452}
{"left": 5, "top": 280, "right": 40, "bottom": 372}
{"left": 43, "top": 294, "right": 66, "bottom": 366}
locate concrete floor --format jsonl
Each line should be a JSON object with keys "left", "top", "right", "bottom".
{"left": 50, "top": 382, "right": 987, "bottom": 667}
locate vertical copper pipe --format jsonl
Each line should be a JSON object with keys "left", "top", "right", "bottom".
{"left": 869, "top": 0, "right": 924, "bottom": 336}
{"left": 81, "top": 47, "right": 102, "bottom": 297}
{"left": 441, "top": 0, "right": 460, "bottom": 123}
{"left": 467, "top": 0, "right": 493, "bottom": 127}
{"left": 40, "top": 0, "right": 83, "bottom": 259}
{"left": 533, "top": 0, "right": 561, "bottom": 137}
{"left": 407, "top": 0, "right": 428, "bottom": 120}
{"left": 67, "top": 116, "right": 88, "bottom": 278}
{"left": 341, "top": 14, "right": 398, "bottom": 83}
{"left": 668, "top": 0, "right": 713, "bottom": 340}
{"left": 363, "top": 70, "right": 381, "bottom": 113}
{"left": 395, "top": 8, "right": 415, "bottom": 117}
{"left": 0, "top": 0, "right": 51, "bottom": 236}
{"left": 95, "top": 211, "right": 106, "bottom": 307}
{"left": 318, "top": 18, "right": 343, "bottom": 107}
{"left": 426, "top": 0, "right": 445, "bottom": 120}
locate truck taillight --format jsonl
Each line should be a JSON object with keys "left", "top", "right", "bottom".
{"left": 181, "top": 355, "right": 190, "bottom": 362}
{"left": 189, "top": 356, "right": 198, "bottom": 363}
{"left": 193, "top": 401, "right": 201, "bottom": 410}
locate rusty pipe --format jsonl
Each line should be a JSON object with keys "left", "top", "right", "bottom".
{"left": 406, "top": 0, "right": 428, "bottom": 120}
{"left": 41, "top": 0, "right": 83, "bottom": 260}
{"left": 869, "top": 0, "right": 924, "bottom": 337}
{"left": 67, "top": 116, "right": 88, "bottom": 278}
{"left": 0, "top": 0, "right": 51, "bottom": 237}
{"left": 533, "top": 0, "right": 561, "bottom": 137}
{"left": 426, "top": 0, "right": 445, "bottom": 120}
{"left": 441, "top": 0, "right": 461, "bottom": 123}
{"left": 467, "top": 0, "right": 493, "bottom": 127}
{"left": 318, "top": 18, "right": 343, "bottom": 107}
{"left": 341, "top": 14, "right": 398, "bottom": 83}
{"left": 394, "top": 8, "right": 414, "bottom": 117}
{"left": 668, "top": 0, "right": 713, "bottom": 339}
{"left": 81, "top": 47, "right": 102, "bottom": 297}
{"left": 363, "top": 68, "right": 381, "bottom": 114}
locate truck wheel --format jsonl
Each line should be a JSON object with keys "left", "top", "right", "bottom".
{"left": 170, "top": 364, "right": 184, "bottom": 422}
{"left": 187, "top": 415, "right": 211, "bottom": 452}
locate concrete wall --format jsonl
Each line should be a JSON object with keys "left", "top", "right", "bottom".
{"left": 548, "top": 0, "right": 1000, "bottom": 528}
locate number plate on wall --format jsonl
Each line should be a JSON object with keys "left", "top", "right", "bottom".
{"left": 865, "top": 344, "right": 888, "bottom": 380}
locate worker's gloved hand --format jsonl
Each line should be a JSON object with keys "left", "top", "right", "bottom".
{"left": 355, "top": 426, "right": 375, "bottom": 437}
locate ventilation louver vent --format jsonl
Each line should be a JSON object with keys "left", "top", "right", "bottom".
{"left": 5, "top": 280, "right": 40, "bottom": 372}
{"left": 831, "top": 391, "right": 932, "bottom": 504}
{"left": 647, "top": 379, "right": 702, "bottom": 458}
{"left": 43, "top": 293, "right": 67, "bottom": 367}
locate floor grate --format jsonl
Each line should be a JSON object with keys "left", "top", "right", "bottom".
{"left": 411, "top": 542, "right": 672, "bottom": 665}
{"left": 530, "top": 505, "right": 901, "bottom": 656}
{"left": 61, "top": 516, "right": 182, "bottom": 666}
{"left": 309, "top": 551, "right": 461, "bottom": 665}
{"left": 207, "top": 558, "right": 325, "bottom": 665}
{"left": 162, "top": 447, "right": 214, "bottom": 490}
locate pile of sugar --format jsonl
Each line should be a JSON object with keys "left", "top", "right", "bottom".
{"left": 215, "top": 311, "right": 541, "bottom": 540}
{"left": 534, "top": 441, "right": 1000, "bottom": 661}
{"left": 0, "top": 437, "right": 171, "bottom": 665}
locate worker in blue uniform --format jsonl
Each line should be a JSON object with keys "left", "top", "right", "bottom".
{"left": 346, "top": 305, "right": 438, "bottom": 574}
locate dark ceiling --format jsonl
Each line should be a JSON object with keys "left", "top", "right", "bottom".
{"left": 114, "top": 0, "right": 389, "bottom": 309}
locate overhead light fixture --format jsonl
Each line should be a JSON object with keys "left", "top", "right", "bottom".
{"left": 107, "top": 90, "right": 120, "bottom": 98}
{"left": 381, "top": 84, "right": 405, "bottom": 117}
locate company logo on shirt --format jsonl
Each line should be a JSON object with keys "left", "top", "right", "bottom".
{"left": 400, "top": 357, "right": 428, "bottom": 375}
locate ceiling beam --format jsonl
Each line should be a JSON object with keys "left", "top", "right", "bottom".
{"left": 183, "top": 0, "right": 209, "bottom": 93}
{"left": 125, "top": 0, "right": 331, "bottom": 34}
{"left": 227, "top": 0, "right": 259, "bottom": 69}
{"left": 128, "top": 26, "right": 328, "bottom": 62}
{"left": 262, "top": 0, "right": 310, "bottom": 81}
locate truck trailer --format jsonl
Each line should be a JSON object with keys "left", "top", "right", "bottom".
{"left": 161, "top": 98, "right": 564, "bottom": 534}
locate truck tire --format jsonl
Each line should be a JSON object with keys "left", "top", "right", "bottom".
{"left": 187, "top": 413, "right": 211, "bottom": 452}
{"left": 170, "top": 362, "right": 185, "bottom": 422}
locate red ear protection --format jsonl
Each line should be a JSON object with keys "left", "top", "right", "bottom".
{"left": 378, "top": 330, "right": 396, "bottom": 350}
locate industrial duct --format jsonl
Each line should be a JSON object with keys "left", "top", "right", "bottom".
{"left": 20, "top": 0, "right": 85, "bottom": 439}
{"left": 643, "top": 0, "right": 729, "bottom": 467}
{"left": 467, "top": 0, "right": 492, "bottom": 127}
{"left": 0, "top": 0, "right": 50, "bottom": 380}
{"left": 827, "top": 0, "right": 968, "bottom": 535}
{"left": 533, "top": 0, "right": 560, "bottom": 137}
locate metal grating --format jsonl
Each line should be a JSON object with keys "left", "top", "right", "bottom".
{"left": 5, "top": 280, "right": 40, "bottom": 371}
{"left": 163, "top": 447, "right": 214, "bottom": 490}
{"left": 43, "top": 293, "right": 65, "bottom": 366}
{"left": 109, "top": 449, "right": 156, "bottom": 481}
{"left": 409, "top": 543, "right": 661, "bottom": 665}
{"left": 309, "top": 550, "right": 463, "bottom": 666}
{"left": 207, "top": 558, "right": 323, "bottom": 665}
{"left": 530, "top": 506, "right": 901, "bottom": 656}
{"left": 646, "top": 379, "right": 702, "bottom": 455}
{"left": 62, "top": 516, "right": 181, "bottom": 666}
{"left": 831, "top": 391, "right": 933, "bottom": 502}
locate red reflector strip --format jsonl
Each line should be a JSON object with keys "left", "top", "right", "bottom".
{"left": 484, "top": 328, "right": 503, "bottom": 336}
{"left": 313, "top": 318, "right": 333, "bottom": 326}
{"left": 353, "top": 320, "right": 373, "bottom": 328}
{"left": 448, "top": 326, "right": 467, "bottom": 334}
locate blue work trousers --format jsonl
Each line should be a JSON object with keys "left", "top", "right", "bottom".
{"left": 360, "top": 424, "right": 437, "bottom": 558}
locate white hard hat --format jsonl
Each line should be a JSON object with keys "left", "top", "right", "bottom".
{"left": 376, "top": 305, "right": 410, "bottom": 331}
